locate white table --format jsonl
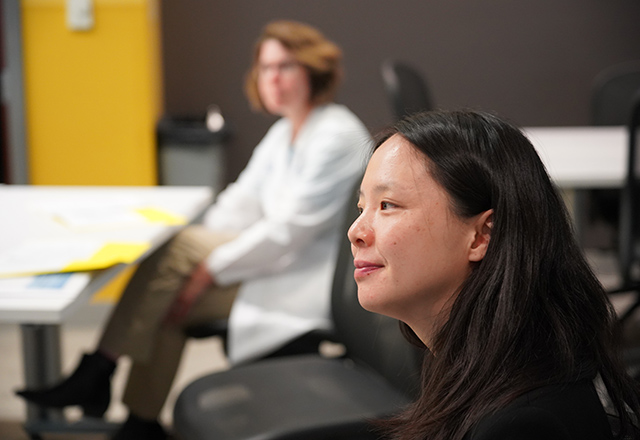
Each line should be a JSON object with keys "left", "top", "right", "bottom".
{"left": 525, "top": 126, "right": 628, "bottom": 242}
{"left": 0, "top": 185, "right": 213, "bottom": 436}
{"left": 524, "top": 126, "right": 627, "bottom": 189}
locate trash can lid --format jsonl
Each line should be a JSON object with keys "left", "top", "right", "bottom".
{"left": 157, "top": 116, "right": 229, "bottom": 145}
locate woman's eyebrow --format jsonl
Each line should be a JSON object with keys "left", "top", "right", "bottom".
{"left": 372, "top": 183, "right": 393, "bottom": 194}
{"left": 358, "top": 182, "right": 397, "bottom": 199}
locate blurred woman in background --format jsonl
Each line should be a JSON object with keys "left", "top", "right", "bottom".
{"left": 18, "top": 20, "right": 370, "bottom": 440}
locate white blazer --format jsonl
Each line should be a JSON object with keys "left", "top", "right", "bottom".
{"left": 202, "top": 104, "right": 371, "bottom": 364}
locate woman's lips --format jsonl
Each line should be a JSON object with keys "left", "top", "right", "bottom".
{"left": 353, "top": 260, "right": 383, "bottom": 279}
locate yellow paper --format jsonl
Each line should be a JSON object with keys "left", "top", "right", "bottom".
{"left": 63, "top": 242, "right": 151, "bottom": 273}
{"left": 134, "top": 207, "right": 187, "bottom": 225}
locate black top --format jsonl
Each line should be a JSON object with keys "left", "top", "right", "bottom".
{"left": 464, "top": 379, "right": 613, "bottom": 440}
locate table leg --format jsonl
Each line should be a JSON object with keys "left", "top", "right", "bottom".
{"left": 573, "top": 189, "right": 589, "bottom": 246}
{"left": 19, "top": 324, "right": 64, "bottom": 423}
{"left": 18, "top": 323, "right": 120, "bottom": 437}
{"left": 559, "top": 188, "right": 588, "bottom": 246}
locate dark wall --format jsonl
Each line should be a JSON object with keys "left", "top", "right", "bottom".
{"left": 159, "top": 1, "right": 640, "bottom": 184}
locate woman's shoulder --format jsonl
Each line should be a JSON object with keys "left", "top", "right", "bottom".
{"left": 292, "top": 104, "right": 371, "bottom": 157}
{"left": 466, "top": 380, "right": 613, "bottom": 440}
{"left": 309, "top": 103, "right": 368, "bottom": 132}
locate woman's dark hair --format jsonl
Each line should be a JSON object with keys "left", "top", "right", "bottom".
{"left": 245, "top": 20, "right": 342, "bottom": 112}
{"left": 378, "top": 109, "right": 640, "bottom": 440}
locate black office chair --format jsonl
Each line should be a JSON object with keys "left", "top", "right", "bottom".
{"left": 592, "top": 61, "right": 640, "bottom": 127}
{"left": 609, "top": 91, "right": 640, "bottom": 323}
{"left": 584, "top": 61, "right": 640, "bottom": 249}
{"left": 606, "top": 91, "right": 640, "bottom": 380}
{"left": 172, "top": 187, "right": 423, "bottom": 440}
{"left": 381, "top": 59, "right": 433, "bottom": 122}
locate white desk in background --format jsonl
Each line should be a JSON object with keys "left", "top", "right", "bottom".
{"left": 0, "top": 185, "right": 213, "bottom": 435}
{"left": 525, "top": 126, "right": 628, "bottom": 241}
{"left": 524, "top": 126, "right": 627, "bottom": 189}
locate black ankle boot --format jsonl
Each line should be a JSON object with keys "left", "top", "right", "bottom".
{"left": 112, "top": 414, "right": 168, "bottom": 440}
{"left": 15, "top": 352, "right": 116, "bottom": 418}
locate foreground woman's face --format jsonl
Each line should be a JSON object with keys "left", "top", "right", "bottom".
{"left": 348, "top": 135, "right": 481, "bottom": 343}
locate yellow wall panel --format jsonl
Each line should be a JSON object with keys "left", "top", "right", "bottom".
{"left": 22, "top": 0, "right": 162, "bottom": 185}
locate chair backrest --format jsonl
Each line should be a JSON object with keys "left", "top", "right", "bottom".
{"left": 330, "top": 183, "right": 423, "bottom": 399}
{"left": 618, "top": 91, "right": 640, "bottom": 285}
{"left": 381, "top": 59, "right": 433, "bottom": 122}
{"left": 591, "top": 60, "right": 640, "bottom": 126}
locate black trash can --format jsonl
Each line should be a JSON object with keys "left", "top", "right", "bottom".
{"left": 157, "top": 109, "right": 229, "bottom": 194}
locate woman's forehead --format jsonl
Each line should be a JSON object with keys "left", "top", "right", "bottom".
{"left": 364, "top": 138, "right": 433, "bottom": 193}
{"left": 370, "top": 136, "right": 427, "bottom": 175}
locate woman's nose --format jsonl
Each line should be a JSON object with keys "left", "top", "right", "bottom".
{"left": 348, "top": 215, "right": 372, "bottom": 247}
{"left": 265, "top": 70, "right": 280, "bottom": 83}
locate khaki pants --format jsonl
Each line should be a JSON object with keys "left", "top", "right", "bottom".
{"left": 99, "top": 225, "right": 239, "bottom": 419}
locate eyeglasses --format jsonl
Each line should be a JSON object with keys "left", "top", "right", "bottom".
{"left": 257, "top": 60, "right": 301, "bottom": 76}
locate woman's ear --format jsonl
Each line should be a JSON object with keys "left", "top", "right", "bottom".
{"left": 468, "top": 209, "right": 493, "bottom": 262}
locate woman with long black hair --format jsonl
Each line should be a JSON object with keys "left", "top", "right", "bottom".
{"left": 349, "top": 109, "right": 640, "bottom": 439}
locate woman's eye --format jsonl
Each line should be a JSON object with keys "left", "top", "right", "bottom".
{"left": 381, "top": 201, "right": 392, "bottom": 210}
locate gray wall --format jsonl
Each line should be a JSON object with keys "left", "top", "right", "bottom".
{"left": 159, "top": 1, "right": 640, "bottom": 184}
